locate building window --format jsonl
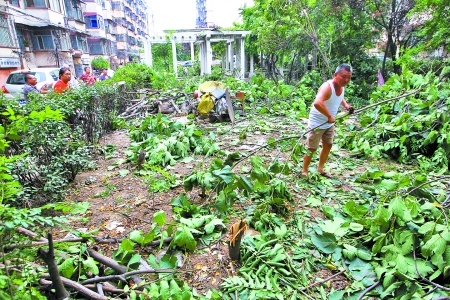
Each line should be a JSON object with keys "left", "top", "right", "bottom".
{"left": 31, "top": 30, "right": 54, "bottom": 50}
{"left": 48, "top": 0, "right": 61, "bottom": 12}
{"left": 85, "top": 15, "right": 104, "bottom": 30}
{"left": 89, "top": 41, "right": 104, "bottom": 54}
{"left": 0, "top": 15, "right": 14, "bottom": 47}
{"left": 25, "top": 0, "right": 47, "bottom": 8}
{"left": 10, "top": 0, "right": 20, "bottom": 6}
{"left": 65, "top": 1, "right": 83, "bottom": 21}
{"left": 70, "top": 35, "right": 87, "bottom": 52}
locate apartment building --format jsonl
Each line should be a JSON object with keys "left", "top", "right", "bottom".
{"left": 0, "top": 0, "right": 148, "bottom": 82}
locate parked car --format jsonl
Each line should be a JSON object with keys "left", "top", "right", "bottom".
{"left": 1, "top": 68, "right": 60, "bottom": 100}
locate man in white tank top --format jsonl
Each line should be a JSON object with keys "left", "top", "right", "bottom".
{"left": 302, "top": 64, "right": 354, "bottom": 178}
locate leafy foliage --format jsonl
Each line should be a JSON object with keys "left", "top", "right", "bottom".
{"left": 90, "top": 56, "right": 110, "bottom": 70}
{"left": 340, "top": 68, "right": 450, "bottom": 172}
{"left": 112, "top": 62, "right": 154, "bottom": 90}
{"left": 127, "top": 114, "right": 220, "bottom": 168}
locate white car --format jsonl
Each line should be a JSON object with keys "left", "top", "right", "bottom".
{"left": 1, "top": 68, "right": 60, "bottom": 100}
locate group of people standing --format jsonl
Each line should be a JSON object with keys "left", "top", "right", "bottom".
{"left": 23, "top": 65, "right": 111, "bottom": 100}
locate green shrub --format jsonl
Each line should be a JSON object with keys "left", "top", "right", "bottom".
{"left": 90, "top": 56, "right": 110, "bottom": 70}
{"left": 112, "top": 62, "right": 154, "bottom": 90}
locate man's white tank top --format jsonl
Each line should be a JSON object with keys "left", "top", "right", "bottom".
{"left": 308, "top": 80, "right": 344, "bottom": 129}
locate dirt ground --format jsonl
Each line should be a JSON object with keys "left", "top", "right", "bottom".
{"left": 64, "top": 117, "right": 350, "bottom": 296}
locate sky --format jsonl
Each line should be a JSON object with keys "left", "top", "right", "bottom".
{"left": 148, "top": 0, "right": 254, "bottom": 34}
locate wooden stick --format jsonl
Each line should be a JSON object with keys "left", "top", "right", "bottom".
{"left": 40, "top": 277, "right": 107, "bottom": 300}
{"left": 300, "top": 270, "right": 345, "bottom": 291}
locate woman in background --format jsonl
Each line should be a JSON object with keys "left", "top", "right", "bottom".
{"left": 53, "top": 68, "right": 72, "bottom": 94}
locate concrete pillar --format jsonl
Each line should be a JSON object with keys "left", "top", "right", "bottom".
{"left": 171, "top": 40, "right": 177, "bottom": 75}
{"left": 250, "top": 54, "right": 254, "bottom": 77}
{"left": 144, "top": 40, "right": 153, "bottom": 68}
{"left": 240, "top": 38, "right": 245, "bottom": 79}
{"left": 206, "top": 37, "right": 212, "bottom": 75}
{"left": 225, "top": 43, "right": 230, "bottom": 72}
{"left": 229, "top": 42, "right": 234, "bottom": 73}
{"left": 190, "top": 42, "right": 195, "bottom": 62}
{"left": 199, "top": 42, "right": 204, "bottom": 76}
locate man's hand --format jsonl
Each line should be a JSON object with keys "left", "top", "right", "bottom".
{"left": 347, "top": 106, "right": 354, "bottom": 114}
{"left": 327, "top": 115, "right": 336, "bottom": 123}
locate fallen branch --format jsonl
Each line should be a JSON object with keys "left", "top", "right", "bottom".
{"left": 301, "top": 270, "right": 345, "bottom": 291}
{"left": 231, "top": 89, "right": 423, "bottom": 170}
{"left": 17, "top": 227, "right": 47, "bottom": 242}
{"left": 170, "top": 100, "right": 182, "bottom": 114}
{"left": 356, "top": 280, "right": 381, "bottom": 300}
{"left": 84, "top": 284, "right": 146, "bottom": 295}
{"left": 407, "top": 176, "right": 450, "bottom": 196}
{"left": 4, "top": 235, "right": 173, "bottom": 251}
{"left": 87, "top": 248, "right": 143, "bottom": 285}
{"left": 413, "top": 250, "right": 450, "bottom": 292}
{"left": 81, "top": 268, "right": 175, "bottom": 285}
{"left": 40, "top": 277, "right": 107, "bottom": 300}
{"left": 37, "top": 233, "right": 69, "bottom": 300}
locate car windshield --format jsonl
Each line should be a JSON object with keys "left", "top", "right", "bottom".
{"left": 6, "top": 72, "right": 47, "bottom": 84}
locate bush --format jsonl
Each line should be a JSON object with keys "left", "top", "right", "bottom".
{"left": 112, "top": 62, "right": 154, "bottom": 90}
{"left": 90, "top": 56, "right": 110, "bottom": 71}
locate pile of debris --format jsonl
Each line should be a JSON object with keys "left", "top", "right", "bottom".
{"left": 118, "top": 82, "right": 244, "bottom": 123}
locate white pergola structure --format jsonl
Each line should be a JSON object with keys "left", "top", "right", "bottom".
{"left": 144, "top": 29, "right": 252, "bottom": 79}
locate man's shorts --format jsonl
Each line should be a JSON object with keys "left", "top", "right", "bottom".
{"left": 304, "top": 125, "right": 335, "bottom": 150}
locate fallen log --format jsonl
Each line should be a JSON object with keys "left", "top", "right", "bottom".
{"left": 40, "top": 278, "right": 107, "bottom": 300}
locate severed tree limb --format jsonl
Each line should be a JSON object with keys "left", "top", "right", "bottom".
{"left": 40, "top": 278, "right": 106, "bottom": 300}
{"left": 301, "top": 270, "right": 345, "bottom": 291}
{"left": 356, "top": 280, "right": 381, "bottom": 300}
{"left": 84, "top": 284, "right": 146, "bottom": 295}
{"left": 80, "top": 268, "right": 175, "bottom": 285}
{"left": 5, "top": 236, "right": 173, "bottom": 251}
{"left": 407, "top": 176, "right": 450, "bottom": 196}
{"left": 413, "top": 250, "right": 450, "bottom": 292}
{"left": 17, "top": 227, "right": 48, "bottom": 242}
{"left": 37, "top": 233, "right": 69, "bottom": 300}
{"left": 87, "top": 248, "right": 142, "bottom": 285}
{"left": 169, "top": 100, "right": 182, "bottom": 114}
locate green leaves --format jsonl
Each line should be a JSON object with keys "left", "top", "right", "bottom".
{"left": 311, "top": 233, "right": 337, "bottom": 254}
{"left": 172, "top": 225, "right": 197, "bottom": 251}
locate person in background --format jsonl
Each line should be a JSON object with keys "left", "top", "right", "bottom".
{"left": 23, "top": 73, "right": 42, "bottom": 101}
{"left": 302, "top": 63, "right": 354, "bottom": 178}
{"left": 62, "top": 64, "right": 80, "bottom": 88}
{"left": 99, "top": 68, "right": 111, "bottom": 81}
{"left": 53, "top": 68, "right": 72, "bottom": 94}
{"left": 79, "top": 66, "right": 96, "bottom": 86}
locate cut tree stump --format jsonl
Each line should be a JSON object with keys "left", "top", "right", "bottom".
{"left": 228, "top": 220, "right": 248, "bottom": 261}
